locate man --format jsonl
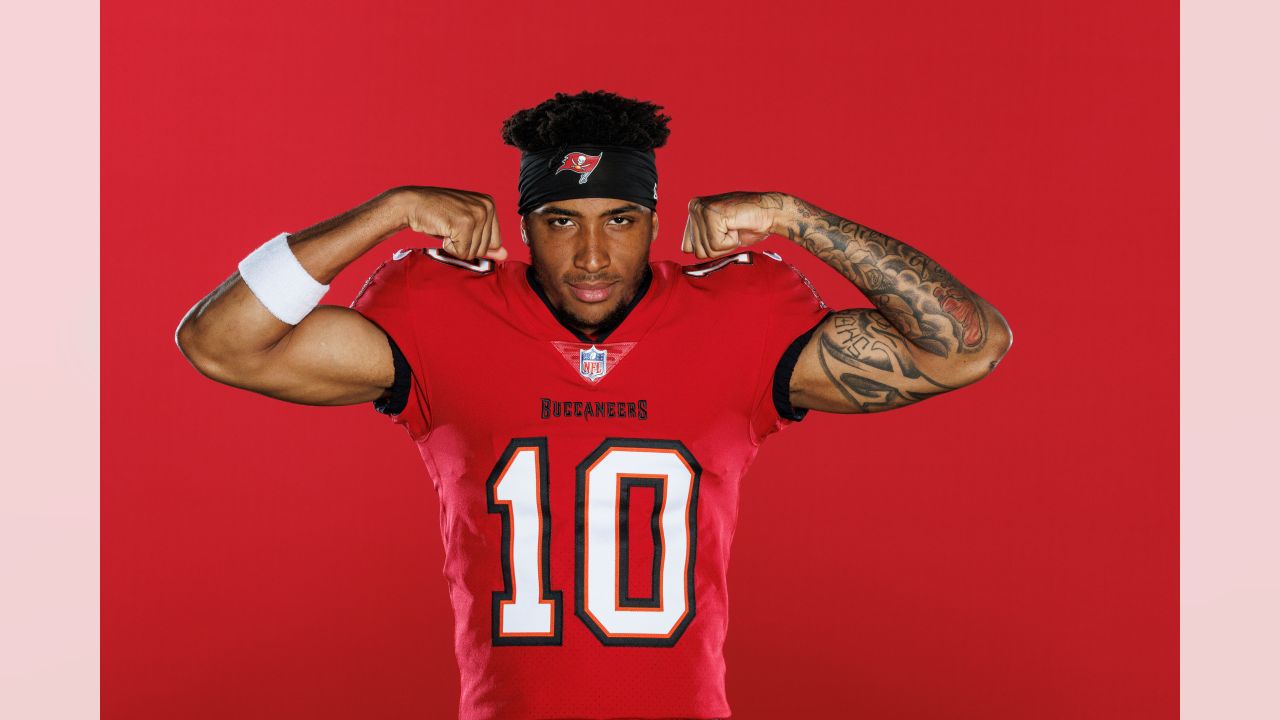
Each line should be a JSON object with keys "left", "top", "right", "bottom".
{"left": 176, "top": 90, "right": 1011, "bottom": 720}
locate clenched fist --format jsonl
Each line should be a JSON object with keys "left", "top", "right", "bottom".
{"left": 681, "top": 191, "right": 788, "bottom": 259}
{"left": 393, "top": 186, "right": 508, "bottom": 261}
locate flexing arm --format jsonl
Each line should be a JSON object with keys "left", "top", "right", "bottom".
{"left": 774, "top": 193, "right": 1012, "bottom": 413}
{"left": 682, "top": 191, "right": 1012, "bottom": 414}
{"left": 174, "top": 187, "right": 504, "bottom": 406}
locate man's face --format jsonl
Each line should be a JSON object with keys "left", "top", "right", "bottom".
{"left": 523, "top": 197, "right": 659, "bottom": 337}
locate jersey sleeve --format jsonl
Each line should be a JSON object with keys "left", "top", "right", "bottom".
{"left": 749, "top": 255, "right": 832, "bottom": 443}
{"left": 349, "top": 250, "right": 431, "bottom": 439}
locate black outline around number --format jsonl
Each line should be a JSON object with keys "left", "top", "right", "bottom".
{"left": 485, "top": 438, "right": 702, "bottom": 649}
{"left": 574, "top": 438, "right": 702, "bottom": 648}
{"left": 618, "top": 475, "right": 664, "bottom": 609}
{"left": 485, "top": 437, "right": 563, "bottom": 646}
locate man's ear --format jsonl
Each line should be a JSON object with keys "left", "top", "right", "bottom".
{"left": 650, "top": 211, "right": 659, "bottom": 243}
{"left": 520, "top": 216, "right": 530, "bottom": 246}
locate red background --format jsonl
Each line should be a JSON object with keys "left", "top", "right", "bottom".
{"left": 103, "top": 1, "right": 1177, "bottom": 717}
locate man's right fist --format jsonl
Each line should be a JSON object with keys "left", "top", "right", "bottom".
{"left": 391, "top": 186, "right": 507, "bottom": 261}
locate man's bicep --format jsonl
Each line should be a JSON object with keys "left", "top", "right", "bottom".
{"left": 249, "top": 305, "right": 397, "bottom": 406}
{"left": 789, "top": 308, "right": 958, "bottom": 414}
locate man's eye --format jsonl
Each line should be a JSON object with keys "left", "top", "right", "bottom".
{"left": 609, "top": 217, "right": 633, "bottom": 225}
{"left": 550, "top": 218, "right": 573, "bottom": 227}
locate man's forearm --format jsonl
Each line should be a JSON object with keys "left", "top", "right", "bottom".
{"left": 177, "top": 189, "right": 408, "bottom": 363}
{"left": 278, "top": 189, "right": 410, "bottom": 284}
{"left": 769, "top": 194, "right": 1010, "bottom": 363}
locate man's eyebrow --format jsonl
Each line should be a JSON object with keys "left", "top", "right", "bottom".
{"left": 601, "top": 204, "right": 647, "bottom": 216}
{"left": 536, "top": 203, "right": 647, "bottom": 218}
{"left": 537, "top": 206, "right": 582, "bottom": 217}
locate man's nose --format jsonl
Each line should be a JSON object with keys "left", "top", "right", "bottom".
{"left": 574, "top": 226, "right": 609, "bottom": 274}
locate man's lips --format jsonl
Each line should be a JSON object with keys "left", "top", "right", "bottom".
{"left": 567, "top": 280, "right": 619, "bottom": 303}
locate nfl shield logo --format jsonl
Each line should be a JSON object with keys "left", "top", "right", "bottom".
{"left": 551, "top": 341, "right": 635, "bottom": 385}
{"left": 579, "top": 345, "right": 608, "bottom": 381}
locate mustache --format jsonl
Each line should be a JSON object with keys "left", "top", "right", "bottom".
{"left": 563, "top": 275, "right": 622, "bottom": 285}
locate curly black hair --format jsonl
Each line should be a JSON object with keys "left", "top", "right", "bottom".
{"left": 500, "top": 90, "right": 672, "bottom": 153}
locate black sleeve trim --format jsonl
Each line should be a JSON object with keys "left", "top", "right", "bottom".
{"left": 373, "top": 331, "right": 411, "bottom": 416}
{"left": 771, "top": 312, "right": 833, "bottom": 423}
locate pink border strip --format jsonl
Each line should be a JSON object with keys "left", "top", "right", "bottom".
{"left": 1181, "top": 1, "right": 1280, "bottom": 717}
{"left": 1, "top": 0, "right": 1276, "bottom": 717}
{"left": 0, "top": 0, "right": 100, "bottom": 718}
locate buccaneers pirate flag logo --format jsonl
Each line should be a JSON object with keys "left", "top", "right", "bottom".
{"left": 556, "top": 151, "right": 603, "bottom": 184}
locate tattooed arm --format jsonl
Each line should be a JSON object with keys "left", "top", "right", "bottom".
{"left": 779, "top": 194, "right": 1011, "bottom": 412}
{"left": 682, "top": 191, "right": 1013, "bottom": 413}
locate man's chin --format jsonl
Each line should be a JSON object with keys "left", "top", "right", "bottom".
{"left": 564, "top": 304, "right": 618, "bottom": 333}
{"left": 555, "top": 295, "right": 632, "bottom": 337}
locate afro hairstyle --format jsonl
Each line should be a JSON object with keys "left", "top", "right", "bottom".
{"left": 501, "top": 89, "right": 672, "bottom": 153}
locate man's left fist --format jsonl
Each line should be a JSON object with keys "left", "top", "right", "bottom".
{"left": 681, "top": 192, "right": 787, "bottom": 259}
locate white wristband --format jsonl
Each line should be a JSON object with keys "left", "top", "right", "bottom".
{"left": 237, "top": 232, "right": 330, "bottom": 325}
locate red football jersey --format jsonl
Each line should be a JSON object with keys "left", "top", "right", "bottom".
{"left": 350, "top": 247, "right": 829, "bottom": 720}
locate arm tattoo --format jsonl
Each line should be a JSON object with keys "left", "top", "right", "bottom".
{"left": 781, "top": 194, "right": 989, "bottom": 358}
{"left": 815, "top": 309, "right": 954, "bottom": 413}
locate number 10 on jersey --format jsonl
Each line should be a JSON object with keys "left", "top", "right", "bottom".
{"left": 486, "top": 437, "right": 702, "bottom": 648}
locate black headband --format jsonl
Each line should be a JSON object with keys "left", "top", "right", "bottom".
{"left": 517, "top": 144, "right": 658, "bottom": 216}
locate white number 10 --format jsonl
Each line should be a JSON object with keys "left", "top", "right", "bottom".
{"left": 486, "top": 438, "right": 701, "bottom": 647}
